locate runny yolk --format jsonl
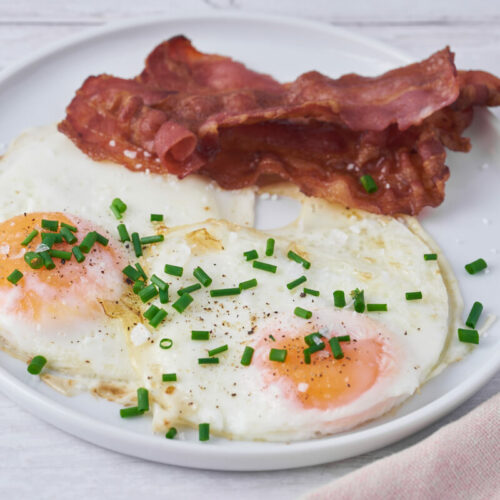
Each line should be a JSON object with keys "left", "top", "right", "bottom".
{"left": 263, "top": 335, "right": 386, "bottom": 410}
{"left": 0, "top": 212, "right": 124, "bottom": 322}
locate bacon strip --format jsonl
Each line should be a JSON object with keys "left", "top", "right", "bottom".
{"left": 59, "top": 36, "right": 500, "bottom": 215}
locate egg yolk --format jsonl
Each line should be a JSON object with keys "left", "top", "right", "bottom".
{"left": 259, "top": 328, "right": 390, "bottom": 411}
{"left": 0, "top": 212, "right": 125, "bottom": 322}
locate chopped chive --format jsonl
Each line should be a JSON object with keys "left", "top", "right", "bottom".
{"left": 27, "top": 355, "right": 47, "bottom": 375}
{"left": 199, "top": 423, "right": 210, "bottom": 441}
{"left": 193, "top": 266, "right": 212, "bottom": 287}
{"left": 360, "top": 174, "right": 378, "bottom": 194}
{"left": 287, "top": 275, "right": 307, "bottom": 290}
{"left": 150, "top": 308, "right": 167, "bottom": 328}
{"left": 80, "top": 231, "right": 97, "bottom": 254}
{"left": 240, "top": 346, "right": 254, "bottom": 366}
{"left": 60, "top": 226, "right": 77, "bottom": 244}
{"left": 265, "top": 238, "right": 275, "bottom": 257}
{"left": 137, "top": 388, "right": 149, "bottom": 412}
{"left": 95, "top": 232, "right": 109, "bottom": 247}
{"left": 287, "top": 250, "right": 311, "bottom": 269}
{"left": 159, "top": 337, "right": 173, "bottom": 349}
{"left": 117, "top": 224, "right": 130, "bottom": 242}
{"left": 424, "top": 253, "right": 438, "bottom": 261}
{"left": 41, "top": 219, "right": 59, "bottom": 232}
{"left": 151, "top": 274, "right": 168, "bottom": 292}
{"left": 138, "top": 284, "right": 158, "bottom": 303}
{"left": 239, "top": 278, "right": 258, "bottom": 290}
{"left": 466, "top": 301, "right": 483, "bottom": 329}
{"left": 150, "top": 214, "right": 164, "bottom": 222}
{"left": 303, "top": 287, "right": 320, "bottom": 296}
{"left": 333, "top": 290, "right": 346, "bottom": 308}
{"left": 304, "top": 332, "right": 324, "bottom": 347}
{"left": 164, "top": 264, "right": 183, "bottom": 277}
{"left": 61, "top": 222, "right": 77, "bottom": 232}
{"left": 253, "top": 261, "right": 277, "bottom": 273}
{"left": 172, "top": 293, "right": 193, "bottom": 313}
{"left": 198, "top": 357, "right": 219, "bottom": 365}
{"left": 307, "top": 342, "right": 325, "bottom": 354}
{"left": 329, "top": 337, "right": 344, "bottom": 359}
{"left": 159, "top": 288, "right": 169, "bottom": 304}
{"left": 208, "top": 344, "right": 228, "bottom": 357}
{"left": 110, "top": 205, "right": 123, "bottom": 219}
{"left": 72, "top": 246, "right": 85, "bottom": 263}
{"left": 337, "top": 335, "right": 351, "bottom": 342}
{"left": 178, "top": 283, "right": 201, "bottom": 295}
{"left": 133, "top": 280, "right": 146, "bottom": 294}
{"left": 140, "top": 234, "right": 164, "bottom": 245}
{"left": 351, "top": 289, "right": 365, "bottom": 313}
{"left": 131, "top": 232, "right": 142, "bottom": 257}
{"left": 40, "top": 251, "right": 55, "bottom": 270}
{"left": 269, "top": 348, "right": 287, "bottom": 362}
{"left": 244, "top": 249, "right": 259, "bottom": 261}
{"left": 120, "top": 406, "right": 144, "bottom": 418}
{"left": 165, "top": 427, "right": 177, "bottom": 439}
{"left": 41, "top": 232, "right": 60, "bottom": 248}
{"left": 367, "top": 303, "right": 388, "bottom": 312}
{"left": 406, "top": 291, "right": 423, "bottom": 301}
{"left": 110, "top": 198, "right": 127, "bottom": 219}
{"left": 122, "top": 265, "right": 141, "bottom": 282}
{"left": 303, "top": 348, "right": 311, "bottom": 364}
{"left": 24, "top": 252, "right": 43, "bottom": 269}
{"left": 192, "top": 330, "right": 210, "bottom": 341}
{"left": 458, "top": 328, "right": 479, "bottom": 344}
{"left": 21, "top": 229, "right": 39, "bottom": 246}
{"left": 49, "top": 249, "right": 72, "bottom": 261}
{"left": 144, "top": 304, "right": 160, "bottom": 321}
{"left": 294, "top": 307, "right": 312, "bottom": 320}
{"left": 210, "top": 287, "right": 241, "bottom": 297}
{"left": 135, "top": 263, "right": 147, "bottom": 281}
{"left": 465, "top": 258, "right": 487, "bottom": 275}
{"left": 162, "top": 373, "right": 177, "bottom": 382}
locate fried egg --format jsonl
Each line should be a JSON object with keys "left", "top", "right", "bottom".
{"left": 124, "top": 201, "right": 463, "bottom": 441}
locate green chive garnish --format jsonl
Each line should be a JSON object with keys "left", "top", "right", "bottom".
{"left": 135, "top": 263, "right": 147, "bottom": 281}
{"left": 41, "top": 232, "right": 61, "bottom": 247}
{"left": 150, "top": 308, "right": 167, "bottom": 328}
{"left": 24, "top": 252, "right": 43, "bottom": 269}
{"left": 329, "top": 337, "right": 344, "bottom": 359}
{"left": 192, "top": 330, "right": 210, "bottom": 341}
{"left": 95, "top": 232, "right": 109, "bottom": 247}
{"left": 465, "top": 258, "right": 487, "bottom": 275}
{"left": 294, "top": 307, "right": 312, "bottom": 319}
{"left": 144, "top": 304, "right": 160, "bottom": 321}
{"left": 287, "top": 275, "right": 307, "bottom": 290}
{"left": 21, "top": 229, "right": 39, "bottom": 246}
{"left": 303, "top": 348, "right": 311, "bottom": 364}
{"left": 458, "top": 328, "right": 479, "bottom": 344}
{"left": 122, "top": 265, "right": 141, "bottom": 282}
{"left": 466, "top": 301, "right": 483, "bottom": 329}
{"left": 133, "top": 280, "right": 146, "bottom": 294}
{"left": 360, "top": 174, "right": 378, "bottom": 194}
{"left": 60, "top": 226, "right": 77, "bottom": 244}
{"left": 165, "top": 427, "right": 177, "bottom": 439}
{"left": 120, "top": 406, "right": 144, "bottom": 418}
{"left": 159, "top": 288, "right": 169, "bottom": 304}
{"left": 333, "top": 290, "right": 346, "bottom": 308}
{"left": 151, "top": 274, "right": 168, "bottom": 292}
{"left": 303, "top": 287, "right": 319, "bottom": 296}
{"left": 208, "top": 344, "right": 228, "bottom": 357}
{"left": 210, "top": 287, "right": 241, "bottom": 297}
{"left": 159, "top": 337, "right": 173, "bottom": 349}
{"left": 164, "top": 264, "right": 183, "bottom": 277}
{"left": 117, "top": 223, "right": 130, "bottom": 242}
{"left": 304, "top": 332, "right": 324, "bottom": 347}
{"left": 239, "top": 278, "right": 258, "bottom": 290}
{"left": 162, "top": 373, "right": 177, "bottom": 382}
{"left": 41, "top": 219, "right": 59, "bottom": 232}
{"left": 137, "top": 387, "right": 149, "bottom": 412}
{"left": 27, "top": 355, "right": 47, "bottom": 375}
{"left": 172, "top": 293, "right": 193, "bottom": 313}
{"left": 49, "top": 249, "right": 72, "bottom": 261}
{"left": 269, "top": 348, "right": 287, "bottom": 362}
{"left": 244, "top": 249, "right": 259, "bottom": 261}
{"left": 351, "top": 288, "right": 365, "bottom": 312}
{"left": 266, "top": 238, "right": 275, "bottom": 257}
{"left": 337, "top": 335, "right": 351, "bottom": 342}
{"left": 253, "top": 261, "right": 277, "bottom": 273}
{"left": 287, "top": 250, "right": 310, "bottom": 269}
{"left": 72, "top": 246, "right": 85, "bottom": 263}
{"left": 61, "top": 222, "right": 77, "bottom": 232}
{"left": 193, "top": 266, "right": 212, "bottom": 287}
{"left": 424, "top": 253, "right": 437, "bottom": 261}
{"left": 178, "top": 283, "right": 201, "bottom": 295}
{"left": 150, "top": 214, "right": 164, "bottom": 222}
{"left": 131, "top": 232, "right": 142, "bottom": 257}
{"left": 139, "top": 284, "right": 158, "bottom": 303}
{"left": 199, "top": 423, "right": 210, "bottom": 441}
{"left": 80, "top": 231, "right": 97, "bottom": 254}
{"left": 140, "top": 235, "right": 164, "bottom": 245}
{"left": 240, "top": 346, "right": 254, "bottom": 366}
{"left": 40, "top": 251, "right": 55, "bottom": 270}
{"left": 110, "top": 198, "right": 127, "bottom": 220}
{"left": 367, "top": 303, "right": 388, "bottom": 312}
{"left": 198, "top": 357, "right": 219, "bottom": 365}
{"left": 406, "top": 291, "right": 423, "bottom": 301}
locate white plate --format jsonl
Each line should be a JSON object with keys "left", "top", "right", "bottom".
{"left": 0, "top": 12, "right": 498, "bottom": 471}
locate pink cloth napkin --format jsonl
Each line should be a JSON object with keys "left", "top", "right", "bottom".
{"left": 306, "top": 393, "right": 500, "bottom": 500}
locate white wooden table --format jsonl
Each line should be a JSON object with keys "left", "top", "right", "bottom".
{"left": 0, "top": 2, "right": 498, "bottom": 498}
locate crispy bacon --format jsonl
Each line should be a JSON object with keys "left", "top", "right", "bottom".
{"left": 58, "top": 36, "right": 500, "bottom": 215}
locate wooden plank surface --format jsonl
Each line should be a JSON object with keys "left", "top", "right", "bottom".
{"left": 0, "top": 2, "right": 498, "bottom": 498}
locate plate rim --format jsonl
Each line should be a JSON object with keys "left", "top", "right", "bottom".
{"left": 0, "top": 11, "right": 498, "bottom": 471}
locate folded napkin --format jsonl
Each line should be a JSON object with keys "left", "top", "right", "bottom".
{"left": 306, "top": 393, "right": 500, "bottom": 500}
